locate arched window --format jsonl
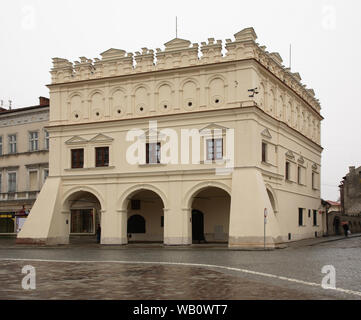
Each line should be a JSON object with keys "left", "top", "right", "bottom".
{"left": 128, "top": 215, "right": 146, "bottom": 234}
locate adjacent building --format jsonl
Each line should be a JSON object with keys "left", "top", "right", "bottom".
{"left": 18, "top": 28, "right": 324, "bottom": 248}
{"left": 0, "top": 97, "right": 49, "bottom": 234}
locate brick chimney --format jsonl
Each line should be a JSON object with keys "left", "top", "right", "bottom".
{"left": 39, "top": 96, "right": 49, "bottom": 106}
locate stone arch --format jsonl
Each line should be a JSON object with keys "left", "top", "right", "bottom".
{"left": 62, "top": 186, "right": 106, "bottom": 211}
{"left": 184, "top": 181, "right": 231, "bottom": 209}
{"left": 265, "top": 184, "right": 279, "bottom": 214}
{"left": 87, "top": 89, "right": 105, "bottom": 101}
{"left": 207, "top": 75, "right": 227, "bottom": 107}
{"left": 206, "top": 74, "right": 228, "bottom": 88}
{"left": 131, "top": 83, "right": 151, "bottom": 96}
{"left": 119, "top": 184, "right": 168, "bottom": 211}
{"left": 109, "top": 86, "right": 127, "bottom": 97}
{"left": 67, "top": 91, "right": 84, "bottom": 103}
{"left": 179, "top": 77, "right": 200, "bottom": 90}
{"left": 155, "top": 80, "right": 175, "bottom": 93}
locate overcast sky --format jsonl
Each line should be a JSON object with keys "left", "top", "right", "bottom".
{"left": 0, "top": 0, "right": 360, "bottom": 201}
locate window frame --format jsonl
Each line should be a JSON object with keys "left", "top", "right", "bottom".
{"left": 29, "top": 131, "right": 39, "bottom": 152}
{"left": 8, "top": 134, "right": 17, "bottom": 154}
{"left": 298, "top": 208, "right": 304, "bottom": 227}
{"left": 44, "top": 130, "right": 49, "bottom": 150}
{"left": 7, "top": 171, "right": 17, "bottom": 193}
{"left": 262, "top": 142, "right": 267, "bottom": 163}
{"left": 206, "top": 138, "right": 223, "bottom": 161}
{"left": 95, "top": 147, "right": 109, "bottom": 168}
{"left": 71, "top": 149, "right": 84, "bottom": 169}
{"left": 285, "top": 161, "right": 290, "bottom": 181}
{"left": 146, "top": 142, "right": 161, "bottom": 164}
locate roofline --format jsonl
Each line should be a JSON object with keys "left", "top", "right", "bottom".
{"left": 0, "top": 104, "right": 49, "bottom": 116}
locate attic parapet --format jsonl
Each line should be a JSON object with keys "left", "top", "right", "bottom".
{"left": 155, "top": 38, "right": 199, "bottom": 70}
{"left": 200, "top": 38, "right": 223, "bottom": 64}
{"left": 49, "top": 27, "right": 321, "bottom": 111}
{"left": 50, "top": 58, "right": 73, "bottom": 83}
{"left": 135, "top": 48, "right": 155, "bottom": 72}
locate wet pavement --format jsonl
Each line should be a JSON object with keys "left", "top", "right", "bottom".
{"left": 0, "top": 235, "right": 360, "bottom": 300}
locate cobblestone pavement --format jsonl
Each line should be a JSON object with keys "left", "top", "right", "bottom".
{"left": 0, "top": 236, "right": 360, "bottom": 300}
{"left": 0, "top": 260, "right": 346, "bottom": 300}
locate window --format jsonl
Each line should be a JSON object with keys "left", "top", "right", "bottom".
{"left": 146, "top": 142, "right": 161, "bottom": 164}
{"left": 43, "top": 169, "right": 49, "bottom": 182}
{"left": 71, "top": 149, "right": 84, "bottom": 169}
{"left": 44, "top": 130, "right": 49, "bottom": 150}
{"left": 29, "top": 132, "right": 39, "bottom": 151}
{"left": 308, "top": 209, "right": 311, "bottom": 218}
{"left": 206, "top": 138, "right": 223, "bottom": 161}
{"left": 297, "top": 166, "right": 301, "bottom": 184}
{"left": 8, "top": 135, "right": 16, "bottom": 154}
{"left": 29, "top": 171, "right": 38, "bottom": 191}
{"left": 298, "top": 208, "right": 304, "bottom": 226}
{"left": 285, "top": 162, "right": 290, "bottom": 180}
{"left": 95, "top": 147, "right": 109, "bottom": 167}
{"left": 262, "top": 142, "right": 267, "bottom": 163}
{"left": 0, "top": 173, "right": 2, "bottom": 193}
{"left": 131, "top": 199, "right": 141, "bottom": 210}
{"left": 8, "top": 172, "right": 16, "bottom": 193}
{"left": 161, "top": 216, "right": 164, "bottom": 228}
{"left": 0, "top": 136, "right": 2, "bottom": 155}
{"left": 313, "top": 210, "right": 318, "bottom": 226}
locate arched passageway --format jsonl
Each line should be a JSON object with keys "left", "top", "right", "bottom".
{"left": 65, "top": 191, "right": 102, "bottom": 244}
{"left": 126, "top": 189, "right": 165, "bottom": 243}
{"left": 190, "top": 187, "right": 231, "bottom": 244}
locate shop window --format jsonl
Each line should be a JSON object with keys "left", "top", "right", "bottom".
{"left": 71, "top": 149, "right": 84, "bottom": 168}
{"left": 128, "top": 215, "right": 146, "bottom": 233}
{"left": 0, "top": 215, "right": 15, "bottom": 233}
{"left": 95, "top": 147, "right": 109, "bottom": 167}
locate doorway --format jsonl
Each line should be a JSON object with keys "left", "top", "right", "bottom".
{"left": 192, "top": 210, "right": 205, "bottom": 243}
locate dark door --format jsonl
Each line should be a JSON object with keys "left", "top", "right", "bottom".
{"left": 192, "top": 210, "right": 205, "bottom": 243}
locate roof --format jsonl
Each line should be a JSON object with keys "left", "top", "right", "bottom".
{"left": 0, "top": 104, "right": 49, "bottom": 116}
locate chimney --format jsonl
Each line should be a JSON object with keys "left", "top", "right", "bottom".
{"left": 39, "top": 96, "right": 49, "bottom": 106}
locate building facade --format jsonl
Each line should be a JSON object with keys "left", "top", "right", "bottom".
{"left": 18, "top": 28, "right": 324, "bottom": 248}
{"left": 329, "top": 166, "right": 361, "bottom": 235}
{"left": 0, "top": 98, "right": 49, "bottom": 234}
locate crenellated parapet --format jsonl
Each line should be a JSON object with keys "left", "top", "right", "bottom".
{"left": 50, "top": 27, "right": 321, "bottom": 112}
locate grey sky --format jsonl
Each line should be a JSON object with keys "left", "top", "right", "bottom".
{"left": 0, "top": 0, "right": 360, "bottom": 201}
